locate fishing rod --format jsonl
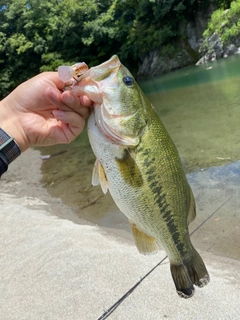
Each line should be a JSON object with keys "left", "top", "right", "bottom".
{"left": 97, "top": 195, "right": 232, "bottom": 320}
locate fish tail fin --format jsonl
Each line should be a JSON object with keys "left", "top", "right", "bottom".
{"left": 170, "top": 264, "right": 195, "bottom": 298}
{"left": 185, "top": 248, "right": 210, "bottom": 288}
{"left": 170, "top": 249, "right": 210, "bottom": 299}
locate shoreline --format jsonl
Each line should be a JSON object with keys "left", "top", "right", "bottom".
{"left": 1, "top": 147, "right": 240, "bottom": 261}
{"left": 1, "top": 148, "right": 92, "bottom": 225}
{"left": 1, "top": 147, "right": 134, "bottom": 242}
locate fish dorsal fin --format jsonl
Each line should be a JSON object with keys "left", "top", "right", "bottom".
{"left": 187, "top": 187, "right": 196, "bottom": 225}
{"left": 129, "top": 221, "right": 158, "bottom": 255}
{"left": 92, "top": 159, "right": 108, "bottom": 194}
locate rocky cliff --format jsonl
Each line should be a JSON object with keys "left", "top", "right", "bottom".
{"left": 137, "top": 3, "right": 240, "bottom": 79}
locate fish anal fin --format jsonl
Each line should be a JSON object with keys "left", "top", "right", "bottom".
{"left": 92, "top": 159, "right": 108, "bottom": 194}
{"left": 130, "top": 221, "right": 158, "bottom": 255}
{"left": 187, "top": 187, "right": 196, "bottom": 225}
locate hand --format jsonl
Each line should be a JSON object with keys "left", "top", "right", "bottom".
{"left": 0, "top": 72, "right": 92, "bottom": 152}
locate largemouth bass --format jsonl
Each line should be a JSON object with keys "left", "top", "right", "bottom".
{"left": 58, "top": 55, "right": 210, "bottom": 298}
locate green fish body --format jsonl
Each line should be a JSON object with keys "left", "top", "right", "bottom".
{"left": 64, "top": 55, "right": 210, "bottom": 298}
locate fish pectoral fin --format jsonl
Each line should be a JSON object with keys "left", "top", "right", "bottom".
{"left": 99, "top": 162, "right": 109, "bottom": 194}
{"left": 115, "top": 149, "right": 143, "bottom": 188}
{"left": 92, "top": 159, "right": 100, "bottom": 186}
{"left": 130, "top": 221, "right": 158, "bottom": 255}
{"left": 92, "top": 159, "right": 108, "bottom": 194}
{"left": 187, "top": 187, "right": 196, "bottom": 225}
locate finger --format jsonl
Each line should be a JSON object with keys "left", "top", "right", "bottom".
{"left": 79, "top": 95, "right": 93, "bottom": 107}
{"left": 45, "top": 72, "right": 66, "bottom": 91}
{"left": 45, "top": 87, "right": 70, "bottom": 111}
{"left": 61, "top": 91, "right": 91, "bottom": 118}
{"left": 52, "top": 110, "right": 85, "bottom": 136}
{"left": 78, "top": 106, "right": 91, "bottom": 119}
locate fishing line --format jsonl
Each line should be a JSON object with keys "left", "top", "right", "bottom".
{"left": 97, "top": 195, "right": 232, "bottom": 320}
{"left": 190, "top": 195, "right": 232, "bottom": 236}
{"left": 97, "top": 255, "right": 168, "bottom": 320}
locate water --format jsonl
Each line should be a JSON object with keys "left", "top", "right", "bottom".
{"left": 141, "top": 55, "right": 240, "bottom": 171}
{"left": 141, "top": 54, "right": 240, "bottom": 94}
{"left": 38, "top": 55, "right": 240, "bottom": 260}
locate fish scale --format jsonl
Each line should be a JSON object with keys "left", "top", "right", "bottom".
{"left": 60, "top": 54, "right": 210, "bottom": 298}
{"left": 130, "top": 110, "right": 190, "bottom": 259}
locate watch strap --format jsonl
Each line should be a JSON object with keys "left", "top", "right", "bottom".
{"left": 0, "top": 128, "right": 21, "bottom": 176}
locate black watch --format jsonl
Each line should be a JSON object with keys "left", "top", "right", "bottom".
{"left": 0, "top": 128, "right": 21, "bottom": 176}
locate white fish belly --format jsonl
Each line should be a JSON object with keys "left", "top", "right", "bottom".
{"left": 87, "top": 112, "right": 180, "bottom": 259}
{"left": 87, "top": 112, "right": 146, "bottom": 218}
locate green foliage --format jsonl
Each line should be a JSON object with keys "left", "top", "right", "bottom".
{"left": 215, "top": 0, "right": 232, "bottom": 8}
{"left": 203, "top": 0, "right": 240, "bottom": 48}
{"left": 0, "top": 0, "right": 102, "bottom": 97}
{"left": 0, "top": 0, "right": 232, "bottom": 98}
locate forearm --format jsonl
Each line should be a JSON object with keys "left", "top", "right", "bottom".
{"left": 0, "top": 95, "right": 29, "bottom": 152}
{"left": 0, "top": 90, "right": 30, "bottom": 176}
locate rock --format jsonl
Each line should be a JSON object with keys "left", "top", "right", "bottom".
{"left": 208, "top": 32, "right": 219, "bottom": 44}
{"left": 196, "top": 32, "right": 224, "bottom": 64}
{"left": 196, "top": 33, "right": 240, "bottom": 64}
{"left": 137, "top": 45, "right": 196, "bottom": 80}
{"left": 137, "top": 5, "right": 215, "bottom": 79}
{"left": 223, "top": 44, "right": 237, "bottom": 57}
{"left": 186, "top": 22, "right": 199, "bottom": 51}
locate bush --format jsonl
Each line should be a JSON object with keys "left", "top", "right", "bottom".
{"left": 203, "top": 0, "right": 240, "bottom": 47}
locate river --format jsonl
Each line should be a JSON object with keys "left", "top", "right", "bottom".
{"left": 38, "top": 55, "right": 240, "bottom": 260}
{"left": 141, "top": 54, "right": 240, "bottom": 171}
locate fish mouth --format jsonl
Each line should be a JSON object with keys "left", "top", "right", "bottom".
{"left": 94, "top": 106, "right": 139, "bottom": 146}
{"left": 88, "top": 55, "right": 121, "bottom": 82}
{"left": 58, "top": 55, "right": 119, "bottom": 84}
{"left": 89, "top": 55, "right": 140, "bottom": 146}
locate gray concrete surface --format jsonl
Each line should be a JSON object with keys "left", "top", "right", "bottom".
{"left": 0, "top": 149, "right": 240, "bottom": 320}
{"left": 0, "top": 192, "right": 240, "bottom": 320}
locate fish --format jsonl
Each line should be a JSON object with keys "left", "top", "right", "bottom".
{"left": 58, "top": 55, "right": 210, "bottom": 298}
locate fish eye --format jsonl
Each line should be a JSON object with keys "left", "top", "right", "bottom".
{"left": 123, "top": 76, "right": 134, "bottom": 87}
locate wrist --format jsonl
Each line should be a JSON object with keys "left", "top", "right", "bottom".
{"left": 0, "top": 127, "right": 21, "bottom": 163}
{"left": 0, "top": 95, "right": 29, "bottom": 152}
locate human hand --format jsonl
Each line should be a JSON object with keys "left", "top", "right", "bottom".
{"left": 0, "top": 72, "right": 92, "bottom": 152}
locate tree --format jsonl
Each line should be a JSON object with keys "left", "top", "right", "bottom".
{"left": 0, "top": 0, "right": 232, "bottom": 98}
{"left": 0, "top": 0, "right": 108, "bottom": 98}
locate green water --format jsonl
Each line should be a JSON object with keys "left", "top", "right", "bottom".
{"left": 38, "top": 55, "right": 240, "bottom": 248}
{"left": 141, "top": 55, "right": 240, "bottom": 171}
{"left": 141, "top": 54, "right": 240, "bottom": 94}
